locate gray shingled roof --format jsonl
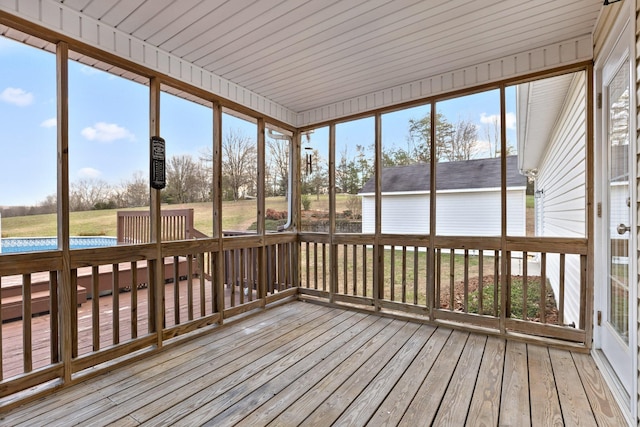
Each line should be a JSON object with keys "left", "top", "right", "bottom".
{"left": 360, "top": 155, "right": 526, "bottom": 194}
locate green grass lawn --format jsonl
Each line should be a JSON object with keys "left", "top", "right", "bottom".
{"left": 0, "top": 195, "right": 352, "bottom": 238}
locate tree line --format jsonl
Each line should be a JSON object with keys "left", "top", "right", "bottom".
{"left": 2, "top": 129, "right": 290, "bottom": 218}
{"left": 3, "top": 112, "right": 512, "bottom": 217}
{"left": 301, "top": 112, "right": 513, "bottom": 197}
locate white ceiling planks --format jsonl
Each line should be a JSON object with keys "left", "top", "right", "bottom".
{"left": 1, "top": 0, "right": 604, "bottom": 125}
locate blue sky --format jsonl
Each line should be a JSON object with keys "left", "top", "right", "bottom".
{"left": 0, "top": 35, "right": 516, "bottom": 206}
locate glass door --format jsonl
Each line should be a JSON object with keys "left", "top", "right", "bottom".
{"left": 602, "top": 44, "right": 632, "bottom": 396}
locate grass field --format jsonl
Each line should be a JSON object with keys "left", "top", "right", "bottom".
{"left": 0, "top": 194, "right": 353, "bottom": 238}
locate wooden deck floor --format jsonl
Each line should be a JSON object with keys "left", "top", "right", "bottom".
{"left": 0, "top": 301, "right": 627, "bottom": 426}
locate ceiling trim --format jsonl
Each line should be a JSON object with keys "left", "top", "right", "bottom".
{"left": 0, "top": 0, "right": 298, "bottom": 126}
{"left": 296, "top": 34, "right": 593, "bottom": 127}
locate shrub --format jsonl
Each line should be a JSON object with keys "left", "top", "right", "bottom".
{"left": 265, "top": 208, "right": 288, "bottom": 220}
{"left": 301, "top": 194, "right": 311, "bottom": 211}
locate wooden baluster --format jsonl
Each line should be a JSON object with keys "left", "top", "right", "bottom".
{"left": 413, "top": 247, "right": 418, "bottom": 305}
{"left": 363, "top": 245, "right": 368, "bottom": 297}
{"left": 49, "top": 271, "right": 59, "bottom": 363}
{"left": 478, "top": 251, "right": 484, "bottom": 315}
{"left": 23, "top": 274, "right": 32, "bottom": 373}
{"left": 305, "top": 242, "right": 318, "bottom": 289}
{"left": 540, "top": 253, "right": 547, "bottom": 323}
{"left": 352, "top": 245, "right": 357, "bottom": 296}
{"left": 402, "top": 246, "right": 407, "bottom": 303}
{"left": 112, "top": 264, "right": 119, "bottom": 345}
{"left": 558, "top": 253, "right": 565, "bottom": 326}
{"left": 322, "top": 244, "right": 327, "bottom": 292}
{"left": 71, "top": 269, "right": 78, "bottom": 358}
{"left": 211, "top": 251, "right": 219, "bottom": 314}
{"left": 390, "top": 246, "right": 395, "bottom": 301}
{"left": 230, "top": 249, "right": 236, "bottom": 307}
{"left": 436, "top": 249, "right": 441, "bottom": 308}
{"left": 92, "top": 266, "right": 100, "bottom": 351}
{"left": 343, "top": 244, "right": 348, "bottom": 294}
{"left": 494, "top": 251, "right": 499, "bottom": 317}
{"left": 522, "top": 252, "right": 528, "bottom": 321}
{"left": 463, "top": 249, "right": 469, "bottom": 312}
{"left": 173, "top": 256, "right": 180, "bottom": 325}
{"left": 131, "top": 261, "right": 138, "bottom": 339}
{"left": 198, "top": 253, "right": 206, "bottom": 316}
{"left": 240, "top": 249, "right": 245, "bottom": 305}
{"left": 449, "top": 250, "right": 455, "bottom": 311}
{"left": 187, "top": 254, "right": 194, "bottom": 321}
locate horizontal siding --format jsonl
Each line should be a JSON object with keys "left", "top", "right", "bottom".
{"left": 364, "top": 189, "right": 525, "bottom": 236}
{"left": 380, "top": 194, "right": 429, "bottom": 235}
{"left": 537, "top": 71, "right": 586, "bottom": 328}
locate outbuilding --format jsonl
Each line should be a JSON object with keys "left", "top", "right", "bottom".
{"left": 359, "top": 155, "right": 528, "bottom": 236}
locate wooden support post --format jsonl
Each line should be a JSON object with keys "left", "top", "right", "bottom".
{"left": 428, "top": 101, "right": 437, "bottom": 319}
{"left": 56, "top": 41, "right": 73, "bottom": 383}
{"left": 374, "top": 113, "right": 382, "bottom": 309}
{"left": 499, "top": 85, "right": 508, "bottom": 334}
{"left": 212, "top": 102, "right": 225, "bottom": 318}
{"left": 149, "top": 77, "right": 163, "bottom": 347}
{"left": 329, "top": 124, "right": 337, "bottom": 302}
{"left": 584, "top": 63, "right": 594, "bottom": 347}
{"left": 257, "top": 119, "right": 267, "bottom": 307}
{"left": 292, "top": 130, "right": 301, "bottom": 291}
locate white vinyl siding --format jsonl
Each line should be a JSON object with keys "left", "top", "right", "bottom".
{"left": 536, "top": 72, "right": 586, "bottom": 327}
{"left": 362, "top": 188, "right": 525, "bottom": 236}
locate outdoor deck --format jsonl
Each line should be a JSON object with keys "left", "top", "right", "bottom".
{"left": 0, "top": 300, "right": 626, "bottom": 426}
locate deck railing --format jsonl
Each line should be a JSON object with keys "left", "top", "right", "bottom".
{"left": 0, "top": 232, "right": 296, "bottom": 409}
{"left": 299, "top": 233, "right": 589, "bottom": 345}
{"left": 0, "top": 228, "right": 589, "bottom": 409}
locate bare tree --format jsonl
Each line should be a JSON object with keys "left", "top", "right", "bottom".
{"left": 447, "top": 118, "right": 478, "bottom": 161}
{"left": 483, "top": 115, "right": 516, "bottom": 158}
{"left": 164, "top": 154, "right": 207, "bottom": 204}
{"left": 266, "top": 137, "right": 289, "bottom": 197}
{"left": 121, "top": 171, "right": 148, "bottom": 207}
{"left": 221, "top": 130, "right": 257, "bottom": 201}
{"left": 70, "top": 178, "right": 112, "bottom": 211}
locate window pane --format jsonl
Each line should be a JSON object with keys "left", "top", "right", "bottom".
{"left": 513, "top": 72, "right": 587, "bottom": 239}
{"left": 0, "top": 36, "right": 56, "bottom": 254}
{"left": 68, "top": 57, "right": 149, "bottom": 247}
{"left": 265, "top": 125, "right": 291, "bottom": 232}
{"left": 160, "top": 87, "right": 213, "bottom": 239}
{"left": 300, "top": 127, "right": 329, "bottom": 232}
{"left": 435, "top": 89, "right": 506, "bottom": 237}
{"left": 381, "top": 104, "right": 431, "bottom": 235}
{"left": 222, "top": 112, "right": 257, "bottom": 235}
{"left": 336, "top": 117, "right": 374, "bottom": 234}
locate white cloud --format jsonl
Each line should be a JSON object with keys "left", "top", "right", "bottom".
{"left": 81, "top": 122, "right": 135, "bottom": 142}
{"left": 1, "top": 87, "right": 34, "bottom": 107}
{"left": 479, "top": 112, "right": 517, "bottom": 130}
{"left": 77, "top": 167, "right": 102, "bottom": 179}
{"left": 40, "top": 118, "right": 57, "bottom": 128}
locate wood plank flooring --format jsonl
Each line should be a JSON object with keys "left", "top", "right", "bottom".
{"left": 0, "top": 301, "right": 628, "bottom": 426}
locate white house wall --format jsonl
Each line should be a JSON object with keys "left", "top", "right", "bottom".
{"left": 535, "top": 71, "right": 586, "bottom": 328}
{"left": 362, "top": 189, "right": 525, "bottom": 236}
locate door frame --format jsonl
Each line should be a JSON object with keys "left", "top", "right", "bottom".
{"left": 593, "top": 3, "right": 637, "bottom": 424}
